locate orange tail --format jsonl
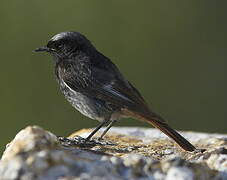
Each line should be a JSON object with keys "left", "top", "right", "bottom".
{"left": 122, "top": 109, "right": 196, "bottom": 152}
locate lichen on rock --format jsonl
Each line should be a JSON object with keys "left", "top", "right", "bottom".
{"left": 0, "top": 126, "right": 226, "bottom": 180}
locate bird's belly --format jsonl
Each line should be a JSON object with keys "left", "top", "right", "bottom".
{"left": 59, "top": 80, "right": 108, "bottom": 122}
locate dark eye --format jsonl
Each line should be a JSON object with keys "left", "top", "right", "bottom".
{"left": 47, "top": 40, "right": 63, "bottom": 50}
{"left": 54, "top": 43, "right": 63, "bottom": 49}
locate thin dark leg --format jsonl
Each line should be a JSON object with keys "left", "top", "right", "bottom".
{"left": 99, "top": 120, "right": 117, "bottom": 140}
{"left": 85, "top": 118, "right": 110, "bottom": 141}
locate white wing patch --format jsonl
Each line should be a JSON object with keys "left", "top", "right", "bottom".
{"left": 103, "top": 84, "right": 133, "bottom": 103}
{"left": 60, "top": 72, "right": 134, "bottom": 104}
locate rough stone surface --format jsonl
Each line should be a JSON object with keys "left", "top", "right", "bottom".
{"left": 0, "top": 126, "right": 226, "bottom": 180}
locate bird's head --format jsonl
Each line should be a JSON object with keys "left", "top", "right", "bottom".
{"left": 34, "top": 31, "right": 93, "bottom": 59}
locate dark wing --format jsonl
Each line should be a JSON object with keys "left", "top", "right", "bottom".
{"left": 57, "top": 57, "right": 150, "bottom": 113}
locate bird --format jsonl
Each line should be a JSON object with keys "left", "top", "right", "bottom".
{"left": 34, "top": 31, "right": 196, "bottom": 151}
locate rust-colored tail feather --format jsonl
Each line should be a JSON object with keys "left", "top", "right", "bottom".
{"left": 122, "top": 109, "right": 196, "bottom": 152}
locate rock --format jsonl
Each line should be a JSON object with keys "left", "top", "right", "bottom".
{"left": 0, "top": 126, "right": 226, "bottom": 180}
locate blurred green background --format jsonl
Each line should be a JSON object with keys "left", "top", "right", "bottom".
{"left": 1, "top": 1, "right": 226, "bottom": 153}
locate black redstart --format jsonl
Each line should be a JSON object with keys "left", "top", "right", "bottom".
{"left": 34, "top": 31, "right": 196, "bottom": 151}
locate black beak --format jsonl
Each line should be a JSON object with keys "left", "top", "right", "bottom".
{"left": 33, "top": 46, "right": 50, "bottom": 52}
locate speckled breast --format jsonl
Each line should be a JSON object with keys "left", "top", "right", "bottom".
{"left": 58, "top": 78, "right": 111, "bottom": 122}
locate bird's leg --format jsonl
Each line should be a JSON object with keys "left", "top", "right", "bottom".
{"left": 98, "top": 119, "right": 117, "bottom": 140}
{"left": 85, "top": 117, "right": 110, "bottom": 142}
